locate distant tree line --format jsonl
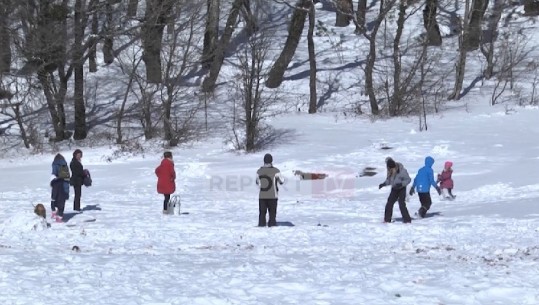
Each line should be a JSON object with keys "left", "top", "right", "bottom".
{"left": 0, "top": 0, "right": 538, "bottom": 151}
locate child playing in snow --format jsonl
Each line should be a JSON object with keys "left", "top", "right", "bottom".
{"left": 437, "top": 161, "right": 456, "bottom": 200}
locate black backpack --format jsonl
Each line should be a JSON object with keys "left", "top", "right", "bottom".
{"left": 83, "top": 169, "right": 92, "bottom": 187}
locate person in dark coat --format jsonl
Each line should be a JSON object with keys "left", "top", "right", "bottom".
{"left": 70, "top": 149, "right": 85, "bottom": 211}
{"left": 409, "top": 156, "right": 441, "bottom": 218}
{"left": 379, "top": 157, "right": 412, "bottom": 223}
{"left": 155, "top": 151, "right": 176, "bottom": 214}
{"left": 256, "top": 153, "right": 285, "bottom": 227}
{"left": 50, "top": 153, "right": 70, "bottom": 222}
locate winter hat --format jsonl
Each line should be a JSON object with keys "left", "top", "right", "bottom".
{"left": 386, "top": 158, "right": 396, "bottom": 169}
{"left": 163, "top": 151, "right": 173, "bottom": 159}
{"left": 445, "top": 161, "right": 453, "bottom": 168}
{"left": 73, "top": 149, "right": 82, "bottom": 158}
{"left": 263, "top": 153, "right": 273, "bottom": 164}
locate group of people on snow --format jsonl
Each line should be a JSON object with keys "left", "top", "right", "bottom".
{"left": 254, "top": 153, "right": 454, "bottom": 226}
{"left": 45, "top": 147, "right": 454, "bottom": 226}
{"left": 379, "top": 156, "right": 455, "bottom": 223}
{"left": 49, "top": 149, "right": 90, "bottom": 222}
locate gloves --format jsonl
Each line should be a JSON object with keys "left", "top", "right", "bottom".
{"left": 378, "top": 183, "right": 386, "bottom": 189}
{"left": 394, "top": 183, "right": 403, "bottom": 189}
{"left": 409, "top": 188, "right": 415, "bottom": 196}
{"left": 435, "top": 186, "right": 441, "bottom": 195}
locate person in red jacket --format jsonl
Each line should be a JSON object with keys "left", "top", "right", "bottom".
{"left": 155, "top": 151, "right": 176, "bottom": 214}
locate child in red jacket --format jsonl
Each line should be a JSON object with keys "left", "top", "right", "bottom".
{"left": 437, "top": 161, "right": 456, "bottom": 200}
{"left": 155, "top": 151, "right": 176, "bottom": 214}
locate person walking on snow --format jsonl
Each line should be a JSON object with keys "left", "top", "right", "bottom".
{"left": 50, "top": 153, "right": 70, "bottom": 222}
{"left": 437, "top": 161, "right": 456, "bottom": 200}
{"left": 155, "top": 151, "right": 176, "bottom": 214}
{"left": 69, "top": 149, "right": 85, "bottom": 212}
{"left": 256, "top": 153, "right": 285, "bottom": 227}
{"left": 379, "top": 157, "right": 412, "bottom": 223}
{"left": 409, "top": 156, "right": 441, "bottom": 218}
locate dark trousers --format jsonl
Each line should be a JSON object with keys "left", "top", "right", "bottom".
{"left": 51, "top": 182, "right": 66, "bottom": 217}
{"left": 163, "top": 194, "right": 171, "bottom": 210}
{"left": 418, "top": 192, "right": 433, "bottom": 217}
{"left": 384, "top": 187, "right": 411, "bottom": 223}
{"left": 259, "top": 199, "right": 278, "bottom": 227}
{"left": 73, "top": 185, "right": 82, "bottom": 211}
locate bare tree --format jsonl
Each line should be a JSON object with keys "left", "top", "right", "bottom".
{"left": 141, "top": 0, "right": 174, "bottom": 84}
{"left": 463, "top": 0, "right": 488, "bottom": 51}
{"left": 241, "top": 0, "right": 259, "bottom": 36}
{"left": 307, "top": 0, "right": 317, "bottom": 113}
{"left": 448, "top": 0, "right": 469, "bottom": 100}
{"left": 389, "top": 0, "right": 408, "bottom": 116}
{"left": 265, "top": 0, "right": 309, "bottom": 89}
{"left": 201, "top": 0, "right": 244, "bottom": 92}
{"left": 15, "top": 0, "right": 71, "bottom": 141}
{"left": 423, "top": 0, "right": 442, "bottom": 46}
{"left": 102, "top": 0, "right": 115, "bottom": 65}
{"left": 355, "top": 0, "right": 397, "bottom": 115}
{"left": 73, "top": 0, "right": 87, "bottom": 140}
{"left": 356, "top": 0, "right": 367, "bottom": 30}
{"left": 335, "top": 0, "right": 353, "bottom": 27}
{"left": 88, "top": 0, "right": 99, "bottom": 72}
{"left": 0, "top": 0, "right": 11, "bottom": 73}
{"left": 202, "top": 0, "right": 220, "bottom": 69}
{"left": 523, "top": 0, "right": 539, "bottom": 16}
{"left": 127, "top": 0, "right": 139, "bottom": 17}
{"left": 160, "top": 2, "right": 204, "bottom": 146}
{"left": 116, "top": 54, "right": 142, "bottom": 144}
{"left": 490, "top": 31, "right": 529, "bottom": 106}
{"left": 230, "top": 31, "right": 275, "bottom": 152}
{"left": 480, "top": 0, "right": 504, "bottom": 79}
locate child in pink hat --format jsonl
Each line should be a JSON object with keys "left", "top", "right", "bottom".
{"left": 437, "top": 161, "right": 455, "bottom": 200}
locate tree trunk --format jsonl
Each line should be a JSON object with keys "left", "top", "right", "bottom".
{"left": 335, "top": 0, "right": 353, "bottom": 27}
{"left": 463, "top": 0, "right": 488, "bottom": 51}
{"left": 241, "top": 0, "right": 258, "bottom": 36}
{"left": 390, "top": 0, "right": 407, "bottom": 116}
{"left": 480, "top": 0, "right": 504, "bottom": 79}
{"left": 13, "top": 104, "right": 31, "bottom": 149}
{"left": 141, "top": 0, "right": 173, "bottom": 84}
{"left": 102, "top": 1, "right": 115, "bottom": 64}
{"left": 73, "top": 0, "right": 87, "bottom": 140}
{"left": 0, "top": 0, "right": 11, "bottom": 73}
{"left": 448, "top": 17, "right": 467, "bottom": 100}
{"left": 524, "top": 0, "right": 539, "bottom": 16}
{"left": 362, "top": 0, "right": 394, "bottom": 115}
{"left": 88, "top": 0, "right": 98, "bottom": 72}
{"left": 356, "top": 0, "right": 367, "bottom": 31}
{"left": 202, "top": 0, "right": 220, "bottom": 69}
{"left": 201, "top": 0, "right": 244, "bottom": 92}
{"left": 265, "top": 0, "right": 309, "bottom": 89}
{"left": 116, "top": 58, "right": 142, "bottom": 144}
{"left": 423, "top": 0, "right": 442, "bottom": 46}
{"left": 307, "top": 1, "right": 317, "bottom": 114}
{"left": 127, "top": 0, "right": 139, "bottom": 17}
{"left": 38, "top": 69, "right": 69, "bottom": 141}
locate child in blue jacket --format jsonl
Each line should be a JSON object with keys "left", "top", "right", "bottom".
{"left": 409, "top": 156, "right": 441, "bottom": 218}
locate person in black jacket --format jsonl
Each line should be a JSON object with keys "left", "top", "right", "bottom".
{"left": 70, "top": 149, "right": 85, "bottom": 211}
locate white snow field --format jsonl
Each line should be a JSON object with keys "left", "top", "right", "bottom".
{"left": 1, "top": 105, "right": 539, "bottom": 305}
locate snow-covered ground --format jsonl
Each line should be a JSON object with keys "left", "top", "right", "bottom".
{"left": 1, "top": 103, "right": 538, "bottom": 304}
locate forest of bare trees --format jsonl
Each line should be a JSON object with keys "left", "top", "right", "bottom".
{"left": 0, "top": 0, "right": 538, "bottom": 152}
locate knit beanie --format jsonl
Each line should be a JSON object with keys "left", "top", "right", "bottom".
{"left": 386, "top": 158, "right": 396, "bottom": 169}
{"left": 263, "top": 153, "right": 273, "bottom": 164}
